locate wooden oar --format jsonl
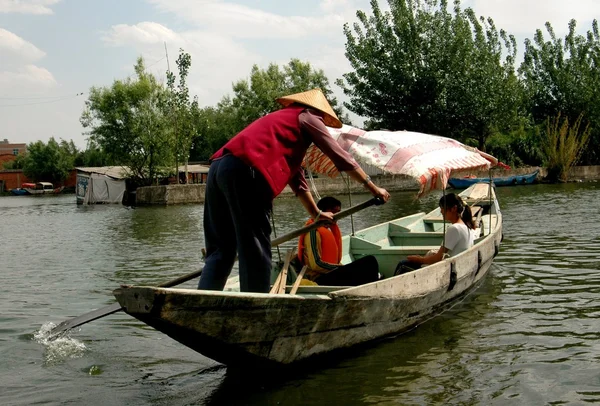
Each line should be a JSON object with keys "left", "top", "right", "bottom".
{"left": 269, "top": 249, "right": 294, "bottom": 294}
{"left": 289, "top": 265, "right": 307, "bottom": 295}
{"left": 48, "top": 197, "right": 383, "bottom": 338}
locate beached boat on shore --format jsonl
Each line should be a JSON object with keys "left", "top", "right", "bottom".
{"left": 114, "top": 182, "right": 502, "bottom": 367}
{"left": 23, "top": 182, "right": 64, "bottom": 195}
{"left": 449, "top": 169, "right": 539, "bottom": 189}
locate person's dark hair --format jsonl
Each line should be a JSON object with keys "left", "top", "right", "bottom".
{"left": 439, "top": 193, "right": 475, "bottom": 229}
{"left": 317, "top": 196, "right": 342, "bottom": 212}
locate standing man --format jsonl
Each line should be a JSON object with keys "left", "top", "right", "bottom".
{"left": 198, "top": 88, "right": 390, "bottom": 293}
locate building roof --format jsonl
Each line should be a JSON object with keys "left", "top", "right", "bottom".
{"left": 178, "top": 164, "right": 210, "bottom": 174}
{"left": 76, "top": 166, "right": 129, "bottom": 179}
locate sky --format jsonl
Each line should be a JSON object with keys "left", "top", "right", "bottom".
{"left": 1, "top": 0, "right": 599, "bottom": 149}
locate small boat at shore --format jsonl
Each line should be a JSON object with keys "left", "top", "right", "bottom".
{"left": 23, "top": 182, "right": 64, "bottom": 195}
{"left": 449, "top": 169, "right": 539, "bottom": 189}
{"left": 114, "top": 182, "right": 502, "bottom": 367}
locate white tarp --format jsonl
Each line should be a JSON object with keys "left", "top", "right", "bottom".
{"left": 83, "top": 173, "right": 126, "bottom": 204}
{"left": 303, "top": 125, "right": 498, "bottom": 197}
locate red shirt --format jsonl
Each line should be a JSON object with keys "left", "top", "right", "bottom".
{"left": 212, "top": 106, "right": 358, "bottom": 197}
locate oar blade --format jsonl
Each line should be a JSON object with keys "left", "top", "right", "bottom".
{"left": 48, "top": 302, "right": 123, "bottom": 338}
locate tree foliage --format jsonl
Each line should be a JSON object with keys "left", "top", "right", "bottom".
{"left": 21, "top": 138, "right": 73, "bottom": 183}
{"left": 80, "top": 57, "right": 173, "bottom": 185}
{"left": 166, "top": 49, "right": 199, "bottom": 180}
{"left": 519, "top": 19, "right": 600, "bottom": 163}
{"left": 337, "top": 0, "right": 523, "bottom": 149}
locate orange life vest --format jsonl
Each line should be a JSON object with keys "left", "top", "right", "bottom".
{"left": 297, "top": 219, "right": 342, "bottom": 269}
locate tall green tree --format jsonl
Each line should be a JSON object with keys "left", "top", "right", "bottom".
{"left": 519, "top": 19, "right": 600, "bottom": 163}
{"left": 228, "top": 59, "right": 349, "bottom": 129}
{"left": 22, "top": 138, "right": 73, "bottom": 183}
{"left": 337, "top": 0, "right": 523, "bottom": 149}
{"left": 76, "top": 140, "right": 115, "bottom": 167}
{"left": 81, "top": 57, "right": 173, "bottom": 185}
{"left": 166, "top": 49, "right": 199, "bottom": 182}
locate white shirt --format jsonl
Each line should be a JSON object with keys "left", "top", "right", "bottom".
{"left": 444, "top": 223, "right": 475, "bottom": 257}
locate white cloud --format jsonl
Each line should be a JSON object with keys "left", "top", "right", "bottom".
{"left": 0, "top": 28, "right": 46, "bottom": 63}
{"left": 107, "top": 1, "right": 372, "bottom": 107}
{"left": 146, "top": 0, "right": 352, "bottom": 40}
{"left": 0, "top": 29, "right": 56, "bottom": 94}
{"left": 470, "top": 0, "right": 600, "bottom": 35}
{"left": 0, "top": 64, "right": 57, "bottom": 92}
{"left": 103, "top": 22, "right": 180, "bottom": 46}
{"left": 102, "top": 22, "right": 261, "bottom": 106}
{"left": 0, "top": 0, "right": 61, "bottom": 15}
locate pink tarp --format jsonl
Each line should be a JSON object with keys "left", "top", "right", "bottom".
{"left": 303, "top": 125, "right": 498, "bottom": 197}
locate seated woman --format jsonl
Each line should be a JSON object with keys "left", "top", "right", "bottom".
{"left": 298, "top": 196, "right": 379, "bottom": 286}
{"left": 396, "top": 193, "right": 476, "bottom": 275}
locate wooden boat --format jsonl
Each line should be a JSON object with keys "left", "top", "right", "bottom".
{"left": 113, "top": 182, "right": 502, "bottom": 367}
{"left": 449, "top": 169, "right": 539, "bottom": 189}
{"left": 24, "top": 182, "right": 64, "bottom": 195}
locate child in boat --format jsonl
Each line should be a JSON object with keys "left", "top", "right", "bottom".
{"left": 297, "top": 196, "right": 380, "bottom": 286}
{"left": 396, "top": 193, "right": 476, "bottom": 274}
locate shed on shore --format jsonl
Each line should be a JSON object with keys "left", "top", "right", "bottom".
{"left": 178, "top": 164, "right": 210, "bottom": 184}
{"left": 76, "top": 166, "right": 128, "bottom": 204}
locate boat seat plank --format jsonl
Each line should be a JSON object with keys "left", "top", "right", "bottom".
{"left": 350, "top": 236, "right": 382, "bottom": 250}
{"left": 388, "top": 230, "right": 445, "bottom": 238}
{"left": 352, "top": 245, "right": 440, "bottom": 255}
{"left": 423, "top": 217, "right": 447, "bottom": 224}
{"left": 388, "top": 223, "right": 412, "bottom": 233}
{"left": 465, "top": 183, "right": 491, "bottom": 201}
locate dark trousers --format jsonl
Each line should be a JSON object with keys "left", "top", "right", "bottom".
{"left": 198, "top": 155, "right": 273, "bottom": 293}
{"left": 314, "top": 255, "right": 379, "bottom": 286}
{"left": 394, "top": 260, "right": 421, "bottom": 276}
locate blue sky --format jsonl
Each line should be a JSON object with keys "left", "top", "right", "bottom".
{"left": 1, "top": 0, "right": 599, "bottom": 148}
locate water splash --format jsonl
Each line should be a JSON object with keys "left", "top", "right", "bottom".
{"left": 33, "top": 322, "right": 87, "bottom": 365}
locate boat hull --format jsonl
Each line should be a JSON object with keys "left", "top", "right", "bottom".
{"left": 114, "top": 185, "right": 502, "bottom": 366}
{"left": 10, "top": 188, "right": 29, "bottom": 196}
{"left": 449, "top": 169, "right": 538, "bottom": 188}
{"left": 115, "top": 256, "right": 497, "bottom": 366}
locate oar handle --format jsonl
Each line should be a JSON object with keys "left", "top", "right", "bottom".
{"left": 271, "top": 197, "right": 383, "bottom": 247}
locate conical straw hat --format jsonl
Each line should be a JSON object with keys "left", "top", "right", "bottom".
{"left": 276, "top": 88, "right": 343, "bottom": 128}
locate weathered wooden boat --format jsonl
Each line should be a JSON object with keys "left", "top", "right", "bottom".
{"left": 449, "top": 169, "right": 539, "bottom": 189}
{"left": 113, "top": 182, "right": 502, "bottom": 367}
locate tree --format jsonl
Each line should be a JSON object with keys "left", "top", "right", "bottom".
{"left": 76, "top": 140, "right": 115, "bottom": 167}
{"left": 229, "top": 59, "right": 349, "bottom": 129}
{"left": 3, "top": 153, "right": 26, "bottom": 170}
{"left": 189, "top": 58, "right": 349, "bottom": 160}
{"left": 166, "top": 49, "right": 199, "bottom": 182}
{"left": 519, "top": 19, "right": 600, "bottom": 163}
{"left": 337, "top": 0, "right": 523, "bottom": 149}
{"left": 21, "top": 138, "right": 73, "bottom": 183}
{"left": 81, "top": 57, "right": 173, "bottom": 185}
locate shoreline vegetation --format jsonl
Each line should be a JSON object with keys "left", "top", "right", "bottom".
{"left": 2, "top": 165, "right": 598, "bottom": 200}
{"left": 3, "top": 2, "right": 599, "bottom": 193}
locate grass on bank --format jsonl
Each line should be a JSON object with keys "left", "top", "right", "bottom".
{"left": 543, "top": 113, "right": 591, "bottom": 182}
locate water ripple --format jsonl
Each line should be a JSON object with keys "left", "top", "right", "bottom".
{"left": 33, "top": 322, "right": 86, "bottom": 365}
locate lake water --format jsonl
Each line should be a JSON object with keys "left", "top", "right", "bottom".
{"left": 1, "top": 183, "right": 599, "bottom": 405}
